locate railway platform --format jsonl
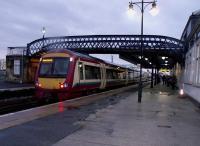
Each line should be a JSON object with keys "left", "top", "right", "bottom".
{"left": 0, "top": 84, "right": 200, "bottom": 146}
{"left": 0, "top": 81, "right": 33, "bottom": 91}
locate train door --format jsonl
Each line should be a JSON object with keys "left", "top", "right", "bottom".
{"left": 72, "top": 60, "right": 83, "bottom": 88}
{"left": 100, "top": 63, "right": 106, "bottom": 89}
{"left": 125, "top": 69, "right": 129, "bottom": 85}
{"left": 78, "top": 61, "right": 84, "bottom": 87}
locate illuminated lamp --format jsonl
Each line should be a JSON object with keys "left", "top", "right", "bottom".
{"left": 180, "top": 89, "right": 184, "bottom": 95}
{"left": 59, "top": 82, "right": 68, "bottom": 89}
{"left": 149, "top": 1, "right": 159, "bottom": 16}
{"left": 36, "top": 82, "right": 42, "bottom": 87}
{"left": 70, "top": 57, "right": 73, "bottom": 62}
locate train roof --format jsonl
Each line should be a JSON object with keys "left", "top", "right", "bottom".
{"left": 45, "top": 49, "right": 136, "bottom": 70}
{"left": 46, "top": 49, "right": 95, "bottom": 60}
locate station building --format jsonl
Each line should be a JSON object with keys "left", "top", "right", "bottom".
{"left": 6, "top": 47, "right": 39, "bottom": 83}
{"left": 182, "top": 9, "right": 200, "bottom": 102}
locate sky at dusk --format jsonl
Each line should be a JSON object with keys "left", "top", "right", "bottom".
{"left": 0, "top": 0, "right": 199, "bottom": 64}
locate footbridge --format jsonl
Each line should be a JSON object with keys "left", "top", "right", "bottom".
{"left": 27, "top": 35, "right": 185, "bottom": 68}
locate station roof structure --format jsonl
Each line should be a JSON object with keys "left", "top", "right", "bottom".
{"left": 27, "top": 35, "right": 184, "bottom": 69}
{"left": 7, "top": 47, "right": 27, "bottom": 56}
{"left": 181, "top": 9, "right": 200, "bottom": 52}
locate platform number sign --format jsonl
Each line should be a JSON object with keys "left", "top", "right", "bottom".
{"left": 14, "top": 60, "right": 20, "bottom": 75}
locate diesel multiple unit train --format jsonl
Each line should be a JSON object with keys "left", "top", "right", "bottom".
{"left": 35, "top": 49, "right": 150, "bottom": 100}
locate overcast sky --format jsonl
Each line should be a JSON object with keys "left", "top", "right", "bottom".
{"left": 0, "top": 0, "right": 199, "bottom": 64}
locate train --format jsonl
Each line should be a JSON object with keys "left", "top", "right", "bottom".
{"left": 35, "top": 49, "right": 150, "bottom": 100}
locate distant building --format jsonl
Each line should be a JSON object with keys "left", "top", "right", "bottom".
{"left": 6, "top": 47, "right": 40, "bottom": 83}
{"left": 181, "top": 9, "right": 200, "bottom": 102}
{"left": 0, "top": 59, "right": 6, "bottom": 70}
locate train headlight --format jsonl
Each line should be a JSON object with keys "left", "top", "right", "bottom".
{"left": 59, "top": 82, "right": 68, "bottom": 89}
{"left": 35, "top": 82, "right": 42, "bottom": 87}
{"left": 60, "top": 84, "right": 64, "bottom": 89}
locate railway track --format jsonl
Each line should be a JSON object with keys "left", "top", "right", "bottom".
{"left": 0, "top": 81, "right": 150, "bottom": 116}
{"left": 0, "top": 96, "right": 39, "bottom": 115}
{"left": 0, "top": 82, "right": 150, "bottom": 130}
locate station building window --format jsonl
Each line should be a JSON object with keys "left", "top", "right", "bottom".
{"left": 185, "top": 40, "right": 200, "bottom": 86}
{"left": 185, "top": 52, "right": 191, "bottom": 84}
{"left": 85, "top": 65, "right": 101, "bottom": 80}
{"left": 197, "top": 44, "right": 200, "bottom": 84}
{"left": 14, "top": 59, "right": 20, "bottom": 76}
{"left": 188, "top": 51, "right": 193, "bottom": 84}
{"left": 195, "top": 44, "right": 199, "bottom": 84}
{"left": 197, "top": 31, "right": 200, "bottom": 39}
{"left": 190, "top": 41, "right": 200, "bottom": 85}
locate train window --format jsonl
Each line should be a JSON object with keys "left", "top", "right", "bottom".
{"left": 128, "top": 71, "right": 134, "bottom": 79}
{"left": 53, "top": 58, "right": 69, "bottom": 76}
{"left": 39, "top": 62, "right": 52, "bottom": 76}
{"left": 106, "top": 69, "right": 112, "bottom": 79}
{"left": 106, "top": 69, "right": 119, "bottom": 79}
{"left": 122, "top": 71, "right": 126, "bottom": 79}
{"left": 85, "top": 65, "right": 101, "bottom": 80}
{"left": 79, "top": 62, "right": 83, "bottom": 80}
{"left": 39, "top": 58, "right": 69, "bottom": 77}
{"left": 113, "top": 71, "right": 118, "bottom": 79}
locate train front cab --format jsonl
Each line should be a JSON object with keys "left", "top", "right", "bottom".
{"left": 35, "top": 52, "right": 76, "bottom": 100}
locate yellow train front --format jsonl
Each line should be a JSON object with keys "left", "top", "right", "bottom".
{"left": 35, "top": 49, "right": 145, "bottom": 100}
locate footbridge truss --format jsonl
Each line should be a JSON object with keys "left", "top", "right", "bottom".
{"left": 27, "top": 35, "right": 185, "bottom": 68}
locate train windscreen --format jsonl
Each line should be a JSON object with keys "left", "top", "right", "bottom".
{"left": 39, "top": 58, "right": 69, "bottom": 77}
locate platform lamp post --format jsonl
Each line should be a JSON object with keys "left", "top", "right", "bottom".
{"left": 42, "top": 27, "right": 46, "bottom": 48}
{"left": 128, "top": 0, "right": 159, "bottom": 103}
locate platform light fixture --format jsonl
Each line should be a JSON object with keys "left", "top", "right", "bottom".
{"left": 180, "top": 89, "right": 184, "bottom": 95}
{"left": 149, "top": 1, "right": 159, "bottom": 16}
{"left": 41, "top": 27, "right": 46, "bottom": 48}
{"left": 128, "top": 0, "right": 159, "bottom": 17}
{"left": 127, "top": 2, "right": 136, "bottom": 17}
{"left": 128, "top": 0, "right": 159, "bottom": 103}
{"left": 42, "top": 27, "right": 46, "bottom": 38}
{"left": 70, "top": 57, "right": 74, "bottom": 62}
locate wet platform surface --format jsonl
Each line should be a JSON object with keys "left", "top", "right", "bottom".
{"left": 0, "top": 85, "right": 200, "bottom": 146}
